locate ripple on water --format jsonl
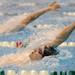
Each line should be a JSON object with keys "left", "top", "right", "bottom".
{"left": 22, "top": 49, "right": 72, "bottom": 70}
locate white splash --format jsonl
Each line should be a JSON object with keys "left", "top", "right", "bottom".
{"left": 0, "top": 13, "right": 29, "bottom": 33}
{"left": 25, "top": 25, "right": 62, "bottom": 50}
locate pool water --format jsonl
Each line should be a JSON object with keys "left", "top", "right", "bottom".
{"left": 0, "top": 0, "right": 75, "bottom": 72}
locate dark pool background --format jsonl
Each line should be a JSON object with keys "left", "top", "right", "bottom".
{"left": 0, "top": 0, "right": 75, "bottom": 72}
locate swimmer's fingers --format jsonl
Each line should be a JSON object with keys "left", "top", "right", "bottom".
{"left": 71, "top": 22, "right": 75, "bottom": 28}
{"left": 48, "top": 1, "right": 57, "bottom": 6}
{"left": 48, "top": 1, "right": 61, "bottom": 10}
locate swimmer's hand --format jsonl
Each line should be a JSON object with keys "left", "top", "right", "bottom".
{"left": 71, "top": 22, "right": 75, "bottom": 28}
{"left": 48, "top": 2, "right": 61, "bottom": 10}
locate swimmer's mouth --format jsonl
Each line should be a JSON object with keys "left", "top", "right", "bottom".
{"left": 38, "top": 48, "right": 43, "bottom": 55}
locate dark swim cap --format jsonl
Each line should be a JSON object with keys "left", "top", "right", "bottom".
{"left": 42, "top": 46, "right": 59, "bottom": 57}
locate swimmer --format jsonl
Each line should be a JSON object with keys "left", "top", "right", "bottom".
{"left": 0, "top": 2, "right": 60, "bottom": 33}
{"left": 29, "top": 22, "right": 75, "bottom": 60}
{"left": 0, "top": 22, "right": 75, "bottom": 66}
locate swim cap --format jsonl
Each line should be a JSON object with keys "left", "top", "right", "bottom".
{"left": 42, "top": 46, "right": 59, "bottom": 57}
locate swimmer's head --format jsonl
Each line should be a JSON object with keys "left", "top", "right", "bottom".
{"left": 29, "top": 46, "right": 59, "bottom": 60}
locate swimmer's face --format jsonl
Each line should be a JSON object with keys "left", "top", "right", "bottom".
{"left": 29, "top": 49, "right": 43, "bottom": 60}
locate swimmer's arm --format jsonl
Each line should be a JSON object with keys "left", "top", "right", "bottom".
{"left": 0, "top": 54, "right": 19, "bottom": 66}
{"left": 49, "top": 23, "right": 75, "bottom": 48}
{"left": 0, "top": 2, "right": 60, "bottom": 33}
{"left": 0, "top": 53, "right": 30, "bottom": 67}
{"left": 17, "top": 2, "right": 60, "bottom": 26}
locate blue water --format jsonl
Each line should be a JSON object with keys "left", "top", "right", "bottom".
{"left": 0, "top": 0, "right": 75, "bottom": 72}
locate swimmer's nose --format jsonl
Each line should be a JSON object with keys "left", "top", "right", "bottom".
{"left": 38, "top": 48, "right": 43, "bottom": 55}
